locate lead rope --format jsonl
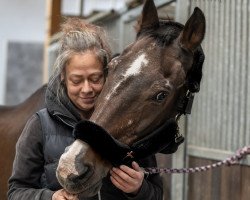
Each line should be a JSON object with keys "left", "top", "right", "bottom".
{"left": 144, "top": 146, "right": 250, "bottom": 174}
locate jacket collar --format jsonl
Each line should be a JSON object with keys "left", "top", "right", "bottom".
{"left": 45, "top": 80, "right": 82, "bottom": 127}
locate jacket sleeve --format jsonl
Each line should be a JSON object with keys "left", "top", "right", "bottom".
{"left": 125, "top": 156, "right": 163, "bottom": 200}
{"left": 8, "top": 114, "right": 55, "bottom": 200}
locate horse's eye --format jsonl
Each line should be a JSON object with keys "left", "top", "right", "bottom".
{"left": 153, "top": 91, "right": 168, "bottom": 102}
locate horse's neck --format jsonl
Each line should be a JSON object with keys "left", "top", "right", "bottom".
{"left": 0, "top": 84, "right": 46, "bottom": 123}
{"left": 19, "top": 84, "right": 47, "bottom": 111}
{"left": 0, "top": 105, "right": 16, "bottom": 115}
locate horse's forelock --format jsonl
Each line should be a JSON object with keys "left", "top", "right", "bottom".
{"left": 137, "top": 20, "right": 184, "bottom": 47}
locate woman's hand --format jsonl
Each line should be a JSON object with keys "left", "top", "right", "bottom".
{"left": 52, "top": 189, "right": 79, "bottom": 200}
{"left": 110, "top": 161, "right": 144, "bottom": 195}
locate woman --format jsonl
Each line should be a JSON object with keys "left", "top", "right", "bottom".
{"left": 8, "top": 18, "right": 163, "bottom": 200}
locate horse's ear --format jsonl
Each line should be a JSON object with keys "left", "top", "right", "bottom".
{"left": 179, "top": 7, "right": 206, "bottom": 51}
{"left": 136, "top": 0, "right": 159, "bottom": 33}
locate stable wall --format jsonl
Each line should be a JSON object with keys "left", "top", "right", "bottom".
{"left": 0, "top": 0, "right": 45, "bottom": 105}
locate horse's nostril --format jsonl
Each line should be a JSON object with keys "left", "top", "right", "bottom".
{"left": 68, "top": 165, "right": 93, "bottom": 183}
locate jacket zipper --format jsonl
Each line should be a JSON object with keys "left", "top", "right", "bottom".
{"left": 53, "top": 112, "right": 75, "bottom": 128}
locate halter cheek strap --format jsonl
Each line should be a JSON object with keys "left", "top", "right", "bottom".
{"left": 159, "top": 89, "right": 194, "bottom": 154}
{"left": 176, "top": 90, "right": 195, "bottom": 115}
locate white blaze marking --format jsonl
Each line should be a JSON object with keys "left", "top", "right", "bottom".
{"left": 105, "top": 53, "right": 148, "bottom": 101}
{"left": 165, "top": 80, "right": 171, "bottom": 88}
{"left": 124, "top": 53, "right": 148, "bottom": 77}
{"left": 59, "top": 140, "right": 87, "bottom": 177}
{"left": 105, "top": 81, "right": 121, "bottom": 101}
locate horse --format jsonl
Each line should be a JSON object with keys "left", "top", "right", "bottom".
{"left": 0, "top": 85, "right": 46, "bottom": 200}
{"left": 56, "top": 0, "right": 206, "bottom": 197}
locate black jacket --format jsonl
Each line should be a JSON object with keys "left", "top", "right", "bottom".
{"left": 8, "top": 85, "right": 163, "bottom": 200}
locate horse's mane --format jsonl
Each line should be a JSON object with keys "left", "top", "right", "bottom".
{"left": 136, "top": 20, "right": 183, "bottom": 46}
{"left": 154, "top": 21, "right": 184, "bottom": 47}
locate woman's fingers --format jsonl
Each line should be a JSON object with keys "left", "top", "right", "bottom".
{"left": 110, "top": 162, "right": 144, "bottom": 194}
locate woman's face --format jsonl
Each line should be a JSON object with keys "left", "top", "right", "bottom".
{"left": 64, "top": 51, "right": 104, "bottom": 114}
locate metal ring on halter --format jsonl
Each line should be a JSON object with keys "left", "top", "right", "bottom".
{"left": 175, "top": 113, "right": 182, "bottom": 122}
{"left": 174, "top": 130, "right": 184, "bottom": 144}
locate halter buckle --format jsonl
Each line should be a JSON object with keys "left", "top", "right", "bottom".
{"left": 175, "top": 134, "right": 184, "bottom": 144}
{"left": 125, "top": 151, "right": 134, "bottom": 159}
{"left": 177, "top": 90, "right": 195, "bottom": 115}
{"left": 184, "top": 91, "right": 195, "bottom": 114}
{"left": 121, "top": 151, "right": 135, "bottom": 166}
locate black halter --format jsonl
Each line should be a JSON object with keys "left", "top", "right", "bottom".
{"left": 73, "top": 118, "right": 178, "bottom": 167}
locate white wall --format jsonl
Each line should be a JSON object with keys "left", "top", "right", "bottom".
{"left": 62, "top": 0, "right": 125, "bottom": 16}
{"left": 0, "top": 0, "right": 45, "bottom": 104}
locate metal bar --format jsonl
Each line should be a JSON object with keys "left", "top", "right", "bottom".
{"left": 80, "top": 0, "right": 84, "bottom": 16}
{"left": 239, "top": 0, "right": 247, "bottom": 148}
{"left": 188, "top": 145, "right": 250, "bottom": 166}
{"left": 228, "top": 0, "right": 236, "bottom": 150}
{"left": 121, "top": 0, "right": 175, "bottom": 23}
{"left": 175, "top": 0, "right": 190, "bottom": 23}
{"left": 221, "top": 0, "right": 230, "bottom": 150}
{"left": 246, "top": 0, "right": 250, "bottom": 147}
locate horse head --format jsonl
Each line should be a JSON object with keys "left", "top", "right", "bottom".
{"left": 56, "top": 0, "right": 206, "bottom": 197}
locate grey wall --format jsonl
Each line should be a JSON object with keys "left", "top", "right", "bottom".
{"left": 5, "top": 42, "right": 43, "bottom": 105}
{"left": 0, "top": 0, "right": 45, "bottom": 104}
{"left": 187, "top": 0, "right": 250, "bottom": 164}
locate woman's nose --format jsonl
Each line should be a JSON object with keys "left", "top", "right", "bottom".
{"left": 81, "top": 81, "right": 93, "bottom": 93}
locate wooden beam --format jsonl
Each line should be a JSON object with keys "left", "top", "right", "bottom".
{"left": 43, "top": 0, "right": 62, "bottom": 83}
{"left": 47, "top": 0, "right": 62, "bottom": 37}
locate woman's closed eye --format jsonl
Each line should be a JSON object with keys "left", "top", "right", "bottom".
{"left": 71, "top": 78, "right": 82, "bottom": 84}
{"left": 89, "top": 74, "right": 104, "bottom": 84}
